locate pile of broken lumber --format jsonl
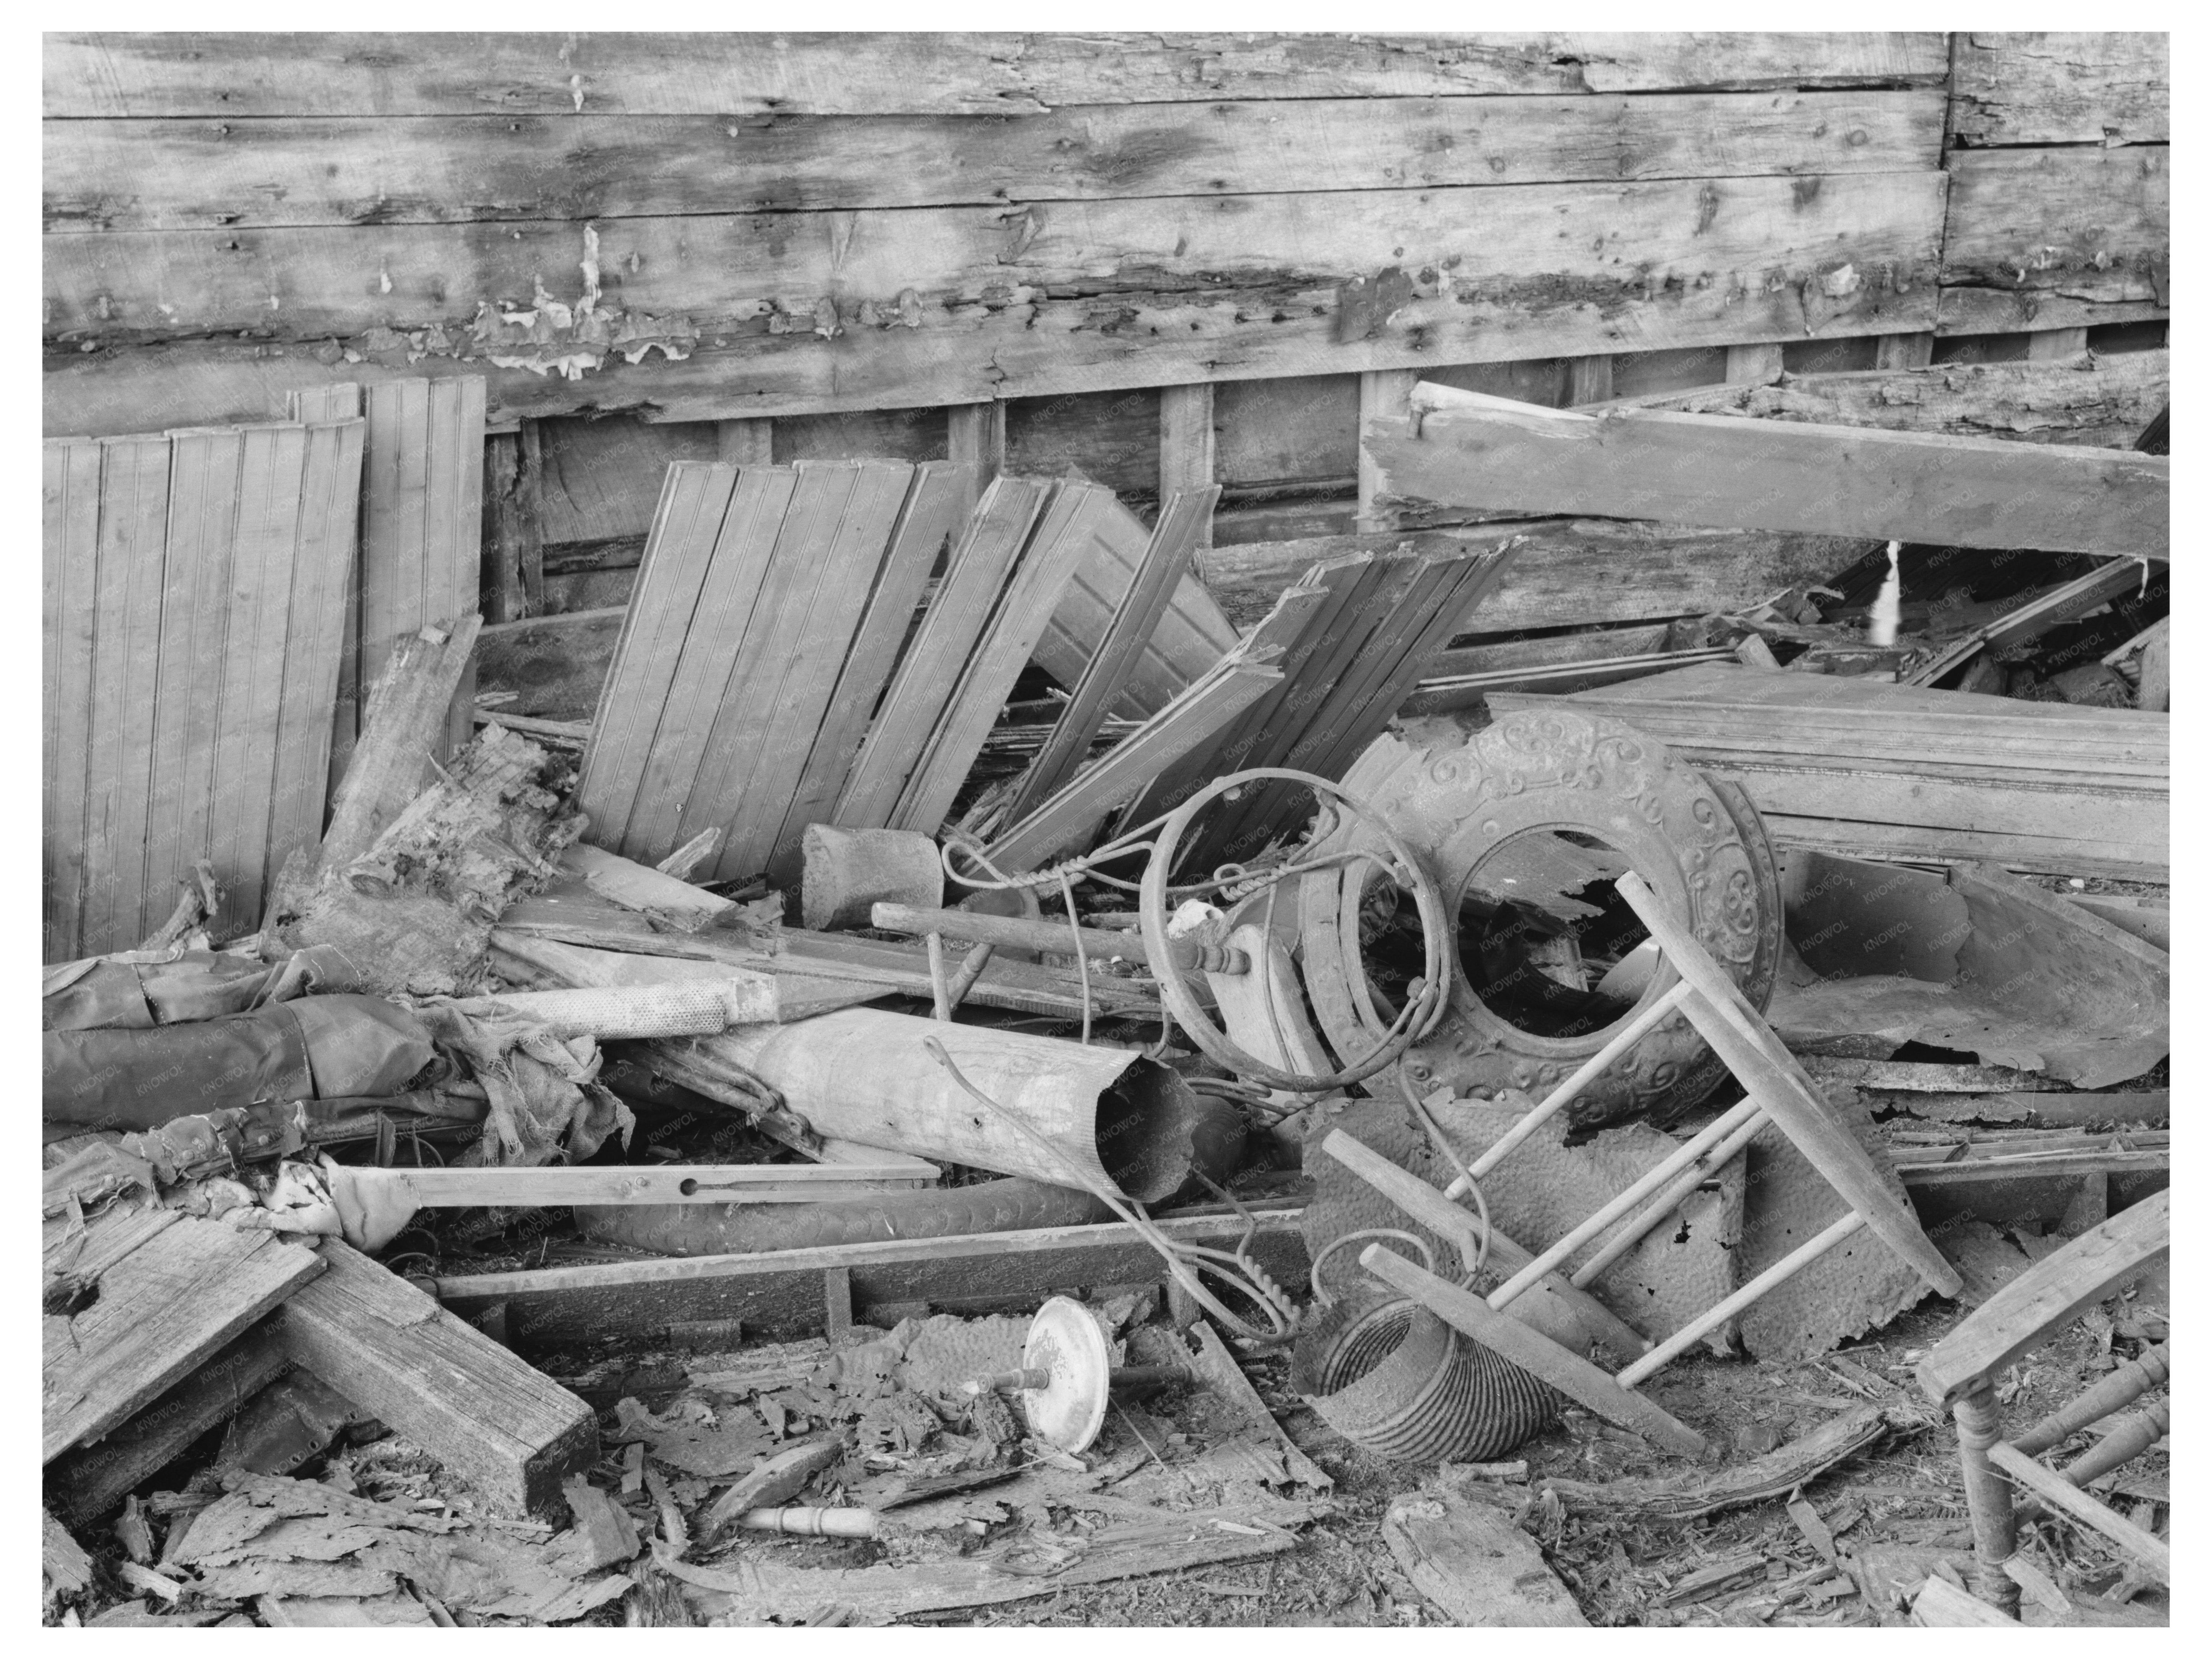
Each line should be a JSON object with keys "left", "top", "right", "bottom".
{"left": 44, "top": 348, "right": 2169, "bottom": 1631}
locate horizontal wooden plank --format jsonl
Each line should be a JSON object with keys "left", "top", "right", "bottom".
{"left": 1371, "top": 394, "right": 2168, "bottom": 556}
{"left": 1938, "top": 147, "right": 2168, "bottom": 331}
{"left": 1603, "top": 349, "right": 2169, "bottom": 449}
{"left": 44, "top": 91, "right": 1944, "bottom": 232}
{"left": 1936, "top": 290, "right": 2168, "bottom": 339}
{"left": 1950, "top": 33, "right": 2169, "bottom": 146}
{"left": 1197, "top": 517, "right": 1863, "bottom": 633}
{"left": 42, "top": 171, "right": 1947, "bottom": 431}
{"left": 43, "top": 33, "right": 1951, "bottom": 118}
{"left": 1719, "top": 814, "right": 2165, "bottom": 883}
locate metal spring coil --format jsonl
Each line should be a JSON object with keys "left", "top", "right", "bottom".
{"left": 1292, "top": 1294, "right": 1560, "bottom": 1464}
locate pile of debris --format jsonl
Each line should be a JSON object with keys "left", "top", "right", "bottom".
{"left": 44, "top": 375, "right": 2167, "bottom": 1628}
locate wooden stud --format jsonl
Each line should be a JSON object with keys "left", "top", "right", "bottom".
{"left": 2025, "top": 327, "right": 2091, "bottom": 361}
{"left": 1874, "top": 332, "right": 1936, "bottom": 370}
{"left": 715, "top": 417, "right": 773, "bottom": 467}
{"left": 1724, "top": 342, "right": 1785, "bottom": 385}
{"left": 823, "top": 1266, "right": 854, "bottom": 1344}
{"left": 1356, "top": 369, "right": 1419, "bottom": 533}
{"left": 945, "top": 401, "right": 1005, "bottom": 520}
{"left": 1157, "top": 383, "right": 1217, "bottom": 547}
{"left": 482, "top": 424, "right": 542, "bottom": 624}
{"left": 1566, "top": 353, "right": 1615, "bottom": 406}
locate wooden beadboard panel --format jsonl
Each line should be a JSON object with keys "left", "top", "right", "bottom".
{"left": 1949, "top": 33, "right": 2168, "bottom": 146}
{"left": 45, "top": 419, "right": 364, "bottom": 958}
{"left": 43, "top": 171, "right": 1947, "bottom": 429}
{"left": 43, "top": 32, "right": 1951, "bottom": 118}
{"left": 46, "top": 91, "right": 1944, "bottom": 231}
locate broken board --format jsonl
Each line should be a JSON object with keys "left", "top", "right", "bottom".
{"left": 44, "top": 1210, "right": 324, "bottom": 1462}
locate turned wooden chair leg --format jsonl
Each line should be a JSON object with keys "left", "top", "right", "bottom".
{"left": 1952, "top": 1377, "right": 2023, "bottom": 1617}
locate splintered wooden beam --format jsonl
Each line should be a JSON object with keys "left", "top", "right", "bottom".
{"left": 1369, "top": 387, "right": 2168, "bottom": 557}
{"left": 277, "top": 1238, "right": 598, "bottom": 1516}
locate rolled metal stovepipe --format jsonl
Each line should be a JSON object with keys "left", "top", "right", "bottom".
{"left": 701, "top": 1007, "right": 1205, "bottom": 1203}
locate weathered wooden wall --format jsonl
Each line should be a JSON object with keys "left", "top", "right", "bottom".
{"left": 45, "top": 31, "right": 2167, "bottom": 672}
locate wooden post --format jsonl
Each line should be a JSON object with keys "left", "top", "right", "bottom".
{"left": 1724, "top": 343, "right": 1785, "bottom": 385}
{"left": 1356, "top": 368, "right": 1420, "bottom": 533}
{"left": 2026, "top": 328, "right": 2091, "bottom": 361}
{"left": 482, "top": 423, "right": 542, "bottom": 625}
{"left": 1565, "top": 354, "right": 1615, "bottom": 406}
{"left": 716, "top": 418, "right": 774, "bottom": 467}
{"left": 1874, "top": 333, "right": 1936, "bottom": 370}
{"left": 1157, "top": 383, "right": 1217, "bottom": 547}
{"left": 946, "top": 402, "right": 1006, "bottom": 521}
{"left": 823, "top": 1265, "right": 854, "bottom": 1344}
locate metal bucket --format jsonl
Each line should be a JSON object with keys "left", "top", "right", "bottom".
{"left": 1293, "top": 1231, "right": 1559, "bottom": 1464}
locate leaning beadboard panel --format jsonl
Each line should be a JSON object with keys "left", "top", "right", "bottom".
{"left": 40, "top": 419, "right": 363, "bottom": 960}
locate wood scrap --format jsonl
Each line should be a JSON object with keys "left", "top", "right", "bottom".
{"left": 1496, "top": 660, "right": 2168, "bottom": 878}
{"left": 1384, "top": 1486, "right": 1586, "bottom": 1626}
{"left": 46, "top": 1326, "right": 292, "bottom": 1525}
{"left": 1372, "top": 385, "right": 2168, "bottom": 557}
{"left": 276, "top": 1239, "right": 599, "bottom": 1517}
{"left": 664, "top": 1511, "right": 1297, "bottom": 1621}
{"left": 1536, "top": 1401, "right": 1927, "bottom": 1522}
{"left": 44, "top": 1210, "right": 325, "bottom": 1463}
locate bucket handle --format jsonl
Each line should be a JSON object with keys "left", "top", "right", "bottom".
{"left": 1310, "top": 1228, "right": 1436, "bottom": 1310}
